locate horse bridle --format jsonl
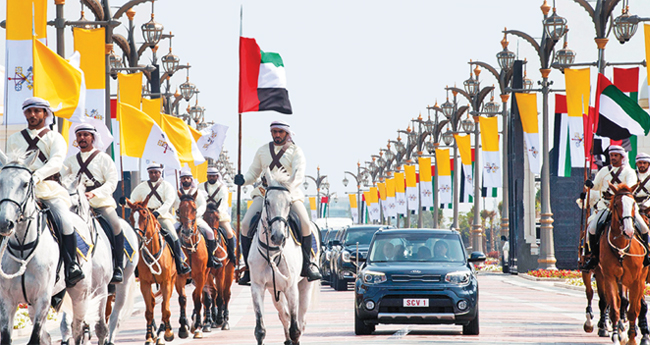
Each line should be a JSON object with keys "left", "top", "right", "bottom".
{"left": 0, "top": 165, "right": 37, "bottom": 224}
{"left": 261, "top": 184, "right": 291, "bottom": 303}
{"left": 612, "top": 191, "right": 636, "bottom": 236}
{"left": 262, "top": 185, "right": 291, "bottom": 243}
{"left": 178, "top": 200, "right": 201, "bottom": 252}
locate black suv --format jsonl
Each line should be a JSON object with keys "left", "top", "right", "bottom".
{"left": 320, "top": 228, "right": 343, "bottom": 284}
{"left": 354, "top": 228, "right": 486, "bottom": 335}
{"left": 329, "top": 225, "right": 393, "bottom": 291}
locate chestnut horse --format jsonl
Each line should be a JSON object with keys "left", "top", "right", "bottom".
{"left": 127, "top": 200, "right": 177, "bottom": 345}
{"left": 176, "top": 191, "right": 209, "bottom": 339}
{"left": 582, "top": 267, "right": 613, "bottom": 337}
{"left": 202, "top": 201, "right": 236, "bottom": 331}
{"left": 600, "top": 184, "right": 649, "bottom": 345}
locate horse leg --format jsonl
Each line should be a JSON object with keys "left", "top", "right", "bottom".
{"left": 211, "top": 282, "right": 219, "bottom": 329}
{"left": 191, "top": 268, "right": 206, "bottom": 339}
{"left": 95, "top": 294, "right": 109, "bottom": 345}
{"left": 214, "top": 269, "right": 225, "bottom": 327}
{"left": 140, "top": 282, "right": 156, "bottom": 345}
{"left": 59, "top": 311, "right": 72, "bottom": 345}
{"left": 251, "top": 284, "right": 266, "bottom": 345}
{"left": 27, "top": 298, "right": 50, "bottom": 345}
{"left": 626, "top": 281, "right": 644, "bottom": 345}
{"left": 0, "top": 300, "right": 17, "bottom": 345}
{"left": 297, "top": 279, "right": 314, "bottom": 334}
{"left": 284, "top": 284, "right": 302, "bottom": 344}
{"left": 159, "top": 281, "right": 175, "bottom": 344}
{"left": 221, "top": 263, "right": 235, "bottom": 331}
{"left": 640, "top": 299, "right": 650, "bottom": 345}
{"left": 176, "top": 280, "right": 189, "bottom": 339}
{"left": 201, "top": 288, "right": 213, "bottom": 332}
{"left": 583, "top": 271, "right": 595, "bottom": 333}
{"left": 605, "top": 278, "right": 622, "bottom": 345}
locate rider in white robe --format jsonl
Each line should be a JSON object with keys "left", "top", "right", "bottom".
{"left": 198, "top": 167, "right": 236, "bottom": 266}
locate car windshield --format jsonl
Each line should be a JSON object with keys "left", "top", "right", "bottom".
{"left": 324, "top": 230, "right": 340, "bottom": 243}
{"left": 344, "top": 228, "right": 380, "bottom": 246}
{"left": 368, "top": 233, "right": 466, "bottom": 263}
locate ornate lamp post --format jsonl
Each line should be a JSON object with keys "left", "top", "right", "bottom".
{"left": 425, "top": 107, "right": 450, "bottom": 228}
{"left": 305, "top": 167, "right": 328, "bottom": 219}
{"left": 343, "top": 162, "right": 369, "bottom": 224}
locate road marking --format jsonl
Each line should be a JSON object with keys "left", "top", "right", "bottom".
{"left": 388, "top": 326, "right": 410, "bottom": 339}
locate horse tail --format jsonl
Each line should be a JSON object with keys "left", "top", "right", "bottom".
{"left": 118, "top": 274, "right": 138, "bottom": 322}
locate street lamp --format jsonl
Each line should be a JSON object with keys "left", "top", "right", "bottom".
{"left": 141, "top": 2, "right": 164, "bottom": 47}
{"left": 542, "top": 2, "right": 567, "bottom": 42}
{"left": 344, "top": 162, "right": 367, "bottom": 224}
{"left": 180, "top": 66, "right": 197, "bottom": 101}
{"left": 161, "top": 32, "right": 180, "bottom": 75}
{"left": 496, "top": 31, "right": 516, "bottom": 71}
{"left": 305, "top": 167, "right": 328, "bottom": 219}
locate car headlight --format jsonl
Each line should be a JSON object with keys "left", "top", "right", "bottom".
{"left": 444, "top": 271, "right": 471, "bottom": 285}
{"left": 362, "top": 270, "right": 386, "bottom": 284}
{"left": 342, "top": 250, "right": 351, "bottom": 262}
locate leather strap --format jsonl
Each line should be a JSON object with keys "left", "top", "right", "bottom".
{"left": 636, "top": 173, "right": 650, "bottom": 197}
{"left": 205, "top": 183, "right": 221, "bottom": 204}
{"left": 21, "top": 129, "right": 50, "bottom": 163}
{"left": 76, "top": 150, "right": 102, "bottom": 191}
{"left": 146, "top": 181, "right": 164, "bottom": 205}
{"left": 269, "top": 142, "right": 290, "bottom": 171}
{"left": 609, "top": 165, "right": 622, "bottom": 184}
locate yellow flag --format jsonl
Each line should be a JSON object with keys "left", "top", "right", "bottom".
{"left": 33, "top": 39, "right": 85, "bottom": 122}
{"left": 479, "top": 116, "right": 499, "bottom": 152}
{"left": 368, "top": 187, "right": 379, "bottom": 203}
{"left": 349, "top": 194, "right": 358, "bottom": 208}
{"left": 418, "top": 157, "right": 432, "bottom": 182}
{"left": 645, "top": 24, "right": 650, "bottom": 85}
{"left": 162, "top": 115, "right": 205, "bottom": 165}
{"left": 378, "top": 182, "right": 387, "bottom": 201}
{"left": 189, "top": 161, "right": 208, "bottom": 183}
{"left": 386, "top": 178, "right": 396, "bottom": 198}
{"left": 515, "top": 93, "right": 539, "bottom": 134}
{"left": 454, "top": 134, "right": 472, "bottom": 166}
{"left": 7, "top": 0, "right": 47, "bottom": 41}
{"left": 565, "top": 68, "right": 590, "bottom": 118}
{"left": 435, "top": 148, "right": 451, "bottom": 176}
{"left": 394, "top": 172, "right": 406, "bottom": 193}
{"left": 309, "top": 197, "right": 317, "bottom": 211}
{"left": 142, "top": 98, "right": 163, "bottom": 127}
{"left": 73, "top": 28, "right": 105, "bottom": 90}
{"left": 228, "top": 192, "right": 232, "bottom": 208}
{"left": 363, "top": 191, "right": 371, "bottom": 205}
{"left": 117, "top": 73, "right": 142, "bottom": 107}
{"left": 247, "top": 200, "right": 253, "bottom": 209}
{"left": 404, "top": 165, "right": 417, "bottom": 188}
{"left": 61, "top": 119, "right": 72, "bottom": 146}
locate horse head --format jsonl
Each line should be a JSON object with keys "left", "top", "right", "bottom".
{"left": 204, "top": 199, "right": 222, "bottom": 228}
{"left": 177, "top": 190, "right": 198, "bottom": 238}
{"left": 0, "top": 150, "right": 39, "bottom": 236}
{"left": 262, "top": 167, "right": 295, "bottom": 247}
{"left": 127, "top": 199, "right": 157, "bottom": 241}
{"left": 62, "top": 173, "right": 90, "bottom": 220}
{"left": 609, "top": 182, "right": 637, "bottom": 239}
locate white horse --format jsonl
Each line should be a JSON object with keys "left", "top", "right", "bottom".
{"left": 0, "top": 152, "right": 93, "bottom": 345}
{"left": 60, "top": 176, "right": 139, "bottom": 345}
{"left": 248, "top": 168, "right": 320, "bottom": 345}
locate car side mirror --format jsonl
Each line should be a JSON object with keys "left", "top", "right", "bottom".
{"left": 468, "top": 251, "right": 487, "bottom": 263}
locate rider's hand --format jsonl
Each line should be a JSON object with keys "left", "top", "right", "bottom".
{"left": 580, "top": 192, "right": 586, "bottom": 200}
{"left": 584, "top": 179, "right": 594, "bottom": 188}
{"left": 85, "top": 192, "right": 95, "bottom": 200}
{"left": 152, "top": 211, "right": 160, "bottom": 218}
{"left": 118, "top": 197, "right": 126, "bottom": 206}
{"left": 234, "top": 174, "right": 245, "bottom": 186}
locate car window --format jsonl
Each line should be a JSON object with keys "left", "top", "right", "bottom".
{"left": 368, "top": 233, "right": 465, "bottom": 263}
{"left": 344, "top": 229, "right": 379, "bottom": 245}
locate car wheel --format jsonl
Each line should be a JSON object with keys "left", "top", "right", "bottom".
{"left": 354, "top": 308, "right": 375, "bottom": 335}
{"left": 462, "top": 309, "right": 479, "bottom": 335}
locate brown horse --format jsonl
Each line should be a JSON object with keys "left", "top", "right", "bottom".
{"left": 202, "top": 201, "right": 236, "bottom": 331}
{"left": 600, "top": 183, "right": 649, "bottom": 345}
{"left": 176, "top": 191, "right": 209, "bottom": 339}
{"left": 127, "top": 199, "right": 176, "bottom": 345}
{"left": 582, "top": 267, "right": 617, "bottom": 337}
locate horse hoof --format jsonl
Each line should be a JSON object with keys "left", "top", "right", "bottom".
{"left": 155, "top": 337, "right": 165, "bottom": 345}
{"left": 178, "top": 327, "right": 189, "bottom": 339}
{"left": 584, "top": 323, "right": 594, "bottom": 333}
{"left": 193, "top": 330, "right": 203, "bottom": 339}
{"left": 164, "top": 330, "right": 174, "bottom": 342}
{"left": 222, "top": 322, "right": 230, "bottom": 331}
{"left": 202, "top": 325, "right": 211, "bottom": 333}
{"left": 284, "top": 341, "right": 292, "bottom": 345}
{"left": 599, "top": 328, "right": 610, "bottom": 337}
{"left": 640, "top": 335, "right": 650, "bottom": 345}
{"left": 145, "top": 338, "right": 155, "bottom": 345}
{"left": 212, "top": 321, "right": 219, "bottom": 328}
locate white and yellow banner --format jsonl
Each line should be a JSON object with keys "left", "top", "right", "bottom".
{"left": 197, "top": 122, "right": 229, "bottom": 161}
{"left": 454, "top": 134, "right": 473, "bottom": 197}
{"left": 516, "top": 93, "right": 541, "bottom": 174}
{"left": 404, "top": 165, "right": 418, "bottom": 211}
{"left": 479, "top": 116, "right": 501, "bottom": 188}
{"left": 394, "top": 172, "right": 407, "bottom": 214}
{"left": 645, "top": 25, "right": 650, "bottom": 103}
{"left": 348, "top": 194, "right": 358, "bottom": 223}
{"left": 435, "top": 148, "right": 452, "bottom": 204}
{"left": 114, "top": 73, "right": 142, "bottom": 172}
{"left": 385, "top": 177, "right": 396, "bottom": 218}
{"left": 367, "top": 187, "right": 380, "bottom": 221}
{"left": 378, "top": 182, "right": 387, "bottom": 220}
{"left": 309, "top": 196, "right": 317, "bottom": 220}
{"left": 565, "top": 68, "right": 589, "bottom": 167}
{"left": 418, "top": 157, "right": 433, "bottom": 208}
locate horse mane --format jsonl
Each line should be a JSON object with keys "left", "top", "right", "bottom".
{"left": 267, "top": 168, "right": 293, "bottom": 190}
{"left": 179, "top": 194, "right": 196, "bottom": 203}
{"left": 613, "top": 183, "right": 633, "bottom": 196}
{"left": 5, "top": 150, "right": 30, "bottom": 166}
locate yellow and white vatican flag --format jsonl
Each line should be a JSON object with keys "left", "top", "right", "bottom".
{"left": 645, "top": 24, "right": 650, "bottom": 102}
{"left": 386, "top": 177, "right": 397, "bottom": 218}
{"left": 394, "top": 172, "right": 407, "bottom": 214}
{"left": 368, "top": 186, "right": 381, "bottom": 221}
{"left": 33, "top": 39, "right": 86, "bottom": 123}
{"left": 378, "top": 182, "right": 387, "bottom": 220}
{"left": 197, "top": 122, "right": 229, "bottom": 161}
{"left": 142, "top": 98, "right": 163, "bottom": 126}
{"left": 479, "top": 116, "right": 502, "bottom": 188}
{"left": 4, "top": 0, "right": 46, "bottom": 125}
{"left": 435, "top": 148, "right": 452, "bottom": 204}
{"left": 565, "top": 68, "right": 589, "bottom": 167}
{"left": 454, "top": 134, "right": 473, "bottom": 197}
{"left": 118, "top": 102, "right": 181, "bottom": 171}
{"left": 62, "top": 28, "right": 112, "bottom": 157}
{"left": 309, "top": 197, "right": 317, "bottom": 220}
{"left": 404, "top": 165, "right": 419, "bottom": 211}
{"left": 418, "top": 157, "right": 434, "bottom": 208}
{"left": 348, "top": 194, "right": 358, "bottom": 223}
{"left": 162, "top": 115, "right": 205, "bottom": 166}
{"left": 114, "top": 73, "right": 142, "bottom": 172}
{"left": 515, "top": 93, "right": 541, "bottom": 174}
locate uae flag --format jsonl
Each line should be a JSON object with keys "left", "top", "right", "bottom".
{"left": 595, "top": 73, "right": 650, "bottom": 140}
{"left": 239, "top": 37, "right": 292, "bottom": 114}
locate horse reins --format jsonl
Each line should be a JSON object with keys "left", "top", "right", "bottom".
{"left": 259, "top": 185, "right": 290, "bottom": 302}
{"left": 134, "top": 208, "right": 165, "bottom": 276}
{"left": 607, "top": 191, "right": 648, "bottom": 260}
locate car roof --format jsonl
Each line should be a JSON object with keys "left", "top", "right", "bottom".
{"left": 374, "top": 228, "right": 460, "bottom": 235}
{"left": 345, "top": 225, "right": 394, "bottom": 231}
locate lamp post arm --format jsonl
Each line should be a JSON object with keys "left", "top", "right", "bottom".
{"left": 344, "top": 171, "right": 359, "bottom": 185}
{"left": 504, "top": 29, "right": 542, "bottom": 59}
{"left": 113, "top": 0, "right": 152, "bottom": 20}
{"left": 446, "top": 87, "right": 472, "bottom": 104}
{"left": 82, "top": 0, "right": 105, "bottom": 21}
{"left": 470, "top": 61, "right": 500, "bottom": 84}
{"left": 471, "top": 61, "right": 513, "bottom": 95}
{"left": 573, "top": 0, "right": 595, "bottom": 20}
{"left": 475, "top": 86, "right": 495, "bottom": 111}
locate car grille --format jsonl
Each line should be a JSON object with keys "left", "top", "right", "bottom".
{"left": 391, "top": 274, "right": 441, "bottom": 283}
{"left": 378, "top": 295, "right": 454, "bottom": 314}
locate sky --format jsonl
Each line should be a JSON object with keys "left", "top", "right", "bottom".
{"left": 1, "top": 0, "right": 650, "bottom": 210}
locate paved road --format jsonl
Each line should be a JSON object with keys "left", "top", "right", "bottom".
{"left": 14, "top": 272, "right": 615, "bottom": 345}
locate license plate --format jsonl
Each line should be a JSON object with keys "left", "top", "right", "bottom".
{"left": 403, "top": 298, "right": 429, "bottom": 307}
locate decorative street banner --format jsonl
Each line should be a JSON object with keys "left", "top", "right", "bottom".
{"left": 197, "top": 122, "right": 229, "bottom": 161}
{"left": 378, "top": 182, "right": 387, "bottom": 221}
{"left": 418, "top": 157, "right": 433, "bottom": 208}
{"left": 645, "top": 24, "right": 650, "bottom": 102}
{"left": 366, "top": 188, "right": 380, "bottom": 222}
{"left": 394, "top": 171, "right": 407, "bottom": 214}
{"left": 565, "top": 68, "right": 589, "bottom": 168}
{"left": 309, "top": 196, "right": 317, "bottom": 220}
{"left": 435, "top": 148, "right": 452, "bottom": 204}
{"left": 479, "top": 116, "right": 501, "bottom": 187}
{"left": 454, "top": 134, "right": 473, "bottom": 197}
{"left": 348, "top": 194, "right": 358, "bottom": 223}
{"left": 515, "top": 93, "right": 541, "bottom": 174}
{"left": 385, "top": 177, "right": 397, "bottom": 218}
{"left": 404, "top": 165, "right": 418, "bottom": 211}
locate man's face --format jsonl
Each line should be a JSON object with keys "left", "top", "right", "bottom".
{"left": 638, "top": 161, "right": 650, "bottom": 173}
{"left": 75, "top": 131, "right": 94, "bottom": 150}
{"left": 383, "top": 243, "right": 394, "bottom": 257}
{"left": 207, "top": 175, "right": 218, "bottom": 184}
{"left": 181, "top": 176, "right": 193, "bottom": 188}
{"left": 271, "top": 128, "right": 288, "bottom": 145}
{"left": 148, "top": 170, "right": 161, "bottom": 182}
{"left": 24, "top": 107, "right": 46, "bottom": 129}
{"left": 610, "top": 152, "right": 623, "bottom": 167}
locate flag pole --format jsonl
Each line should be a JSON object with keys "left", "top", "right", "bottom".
{"left": 120, "top": 155, "right": 126, "bottom": 218}
{"left": 235, "top": 5, "right": 243, "bottom": 279}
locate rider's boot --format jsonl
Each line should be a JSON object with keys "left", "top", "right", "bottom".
{"left": 206, "top": 239, "right": 222, "bottom": 268}
{"left": 642, "top": 232, "right": 650, "bottom": 267}
{"left": 172, "top": 238, "right": 192, "bottom": 275}
{"left": 62, "top": 233, "right": 84, "bottom": 287}
{"left": 111, "top": 231, "right": 125, "bottom": 284}
{"left": 238, "top": 235, "right": 252, "bottom": 286}
{"left": 583, "top": 233, "right": 600, "bottom": 270}
{"left": 226, "top": 236, "right": 237, "bottom": 264}
{"left": 300, "top": 234, "right": 322, "bottom": 281}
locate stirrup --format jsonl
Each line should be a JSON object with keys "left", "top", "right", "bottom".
{"left": 66, "top": 263, "right": 84, "bottom": 287}
{"left": 111, "top": 267, "right": 124, "bottom": 284}
{"left": 239, "top": 270, "right": 251, "bottom": 286}
{"left": 301, "top": 262, "right": 322, "bottom": 282}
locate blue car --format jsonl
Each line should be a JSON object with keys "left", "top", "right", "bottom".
{"left": 354, "top": 228, "right": 486, "bottom": 335}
